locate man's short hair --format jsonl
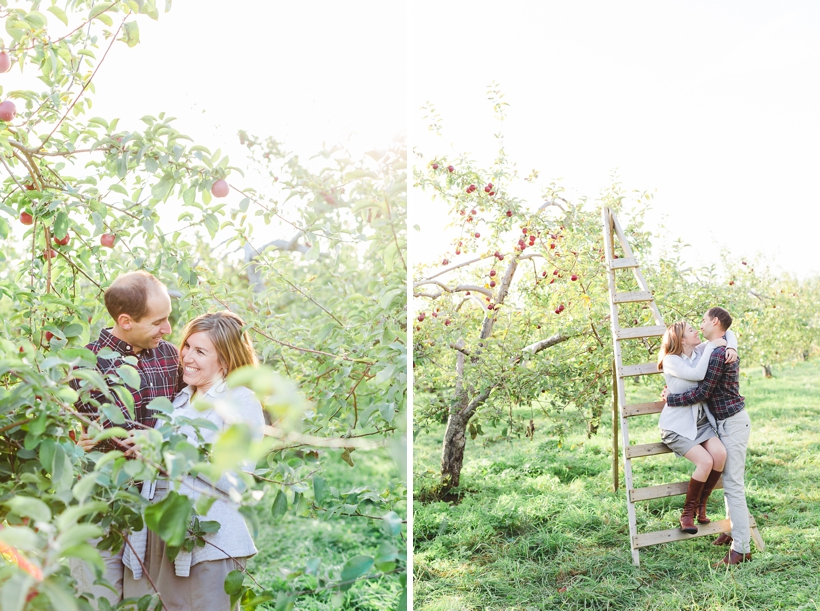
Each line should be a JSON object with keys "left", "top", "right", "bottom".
{"left": 706, "top": 306, "right": 732, "bottom": 331}
{"left": 104, "top": 271, "right": 166, "bottom": 322}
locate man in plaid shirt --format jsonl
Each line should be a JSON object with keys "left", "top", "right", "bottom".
{"left": 70, "top": 270, "right": 183, "bottom": 608}
{"left": 663, "top": 306, "right": 753, "bottom": 566}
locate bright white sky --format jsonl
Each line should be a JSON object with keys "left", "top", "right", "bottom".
{"left": 4, "top": 1, "right": 406, "bottom": 249}
{"left": 409, "top": 1, "right": 820, "bottom": 280}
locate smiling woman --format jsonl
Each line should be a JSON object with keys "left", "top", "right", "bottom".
{"left": 179, "top": 312, "right": 259, "bottom": 398}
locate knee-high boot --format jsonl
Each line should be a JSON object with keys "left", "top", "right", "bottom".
{"left": 680, "top": 477, "right": 705, "bottom": 534}
{"left": 696, "top": 469, "right": 723, "bottom": 524}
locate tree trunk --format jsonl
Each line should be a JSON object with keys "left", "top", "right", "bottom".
{"left": 762, "top": 364, "right": 773, "bottom": 378}
{"left": 440, "top": 411, "right": 468, "bottom": 489}
{"left": 803, "top": 350, "right": 810, "bottom": 361}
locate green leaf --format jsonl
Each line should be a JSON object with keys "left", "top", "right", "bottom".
{"left": 4, "top": 496, "right": 51, "bottom": 523}
{"left": 304, "top": 240, "right": 320, "bottom": 261}
{"left": 0, "top": 526, "right": 39, "bottom": 553}
{"left": 56, "top": 523, "right": 103, "bottom": 551}
{"left": 47, "top": 5, "right": 69, "bottom": 25}
{"left": 223, "top": 569, "right": 244, "bottom": 595}
{"left": 144, "top": 491, "right": 193, "bottom": 547}
{"left": 53, "top": 210, "right": 69, "bottom": 239}
{"left": 0, "top": 216, "right": 9, "bottom": 240}
{"left": 122, "top": 21, "right": 140, "bottom": 47}
{"left": 117, "top": 365, "right": 141, "bottom": 390}
{"left": 340, "top": 555, "right": 374, "bottom": 590}
{"left": 112, "top": 385, "right": 135, "bottom": 420}
{"left": 72, "top": 471, "right": 101, "bottom": 503}
{"left": 182, "top": 186, "right": 196, "bottom": 205}
{"left": 313, "top": 476, "right": 327, "bottom": 504}
{"left": 194, "top": 494, "right": 217, "bottom": 517}
{"left": 382, "top": 511, "right": 402, "bottom": 536}
{"left": 0, "top": 572, "right": 33, "bottom": 611}
{"left": 52, "top": 444, "right": 74, "bottom": 492}
{"left": 271, "top": 489, "right": 288, "bottom": 521}
{"left": 100, "top": 402, "right": 126, "bottom": 425}
{"left": 147, "top": 396, "right": 174, "bottom": 414}
{"left": 203, "top": 213, "right": 219, "bottom": 238}
{"left": 374, "top": 364, "right": 396, "bottom": 384}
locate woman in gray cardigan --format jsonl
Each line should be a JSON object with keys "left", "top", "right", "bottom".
{"left": 122, "top": 311, "right": 265, "bottom": 610}
{"left": 657, "top": 321, "right": 738, "bottom": 534}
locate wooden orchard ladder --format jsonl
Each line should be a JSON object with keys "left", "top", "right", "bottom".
{"left": 601, "top": 207, "right": 764, "bottom": 566}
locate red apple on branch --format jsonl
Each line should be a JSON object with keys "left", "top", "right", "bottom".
{"left": 211, "top": 179, "right": 229, "bottom": 198}
{"left": 20, "top": 212, "right": 33, "bottom": 225}
{"left": 100, "top": 234, "right": 116, "bottom": 248}
{"left": 0, "top": 52, "right": 10, "bottom": 73}
{"left": 0, "top": 100, "right": 16, "bottom": 122}
{"left": 53, "top": 234, "right": 70, "bottom": 246}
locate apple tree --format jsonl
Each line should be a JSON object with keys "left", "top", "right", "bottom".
{"left": 412, "top": 91, "right": 812, "bottom": 497}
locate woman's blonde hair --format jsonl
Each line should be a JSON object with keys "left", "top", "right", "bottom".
{"left": 657, "top": 321, "right": 688, "bottom": 371}
{"left": 179, "top": 311, "right": 259, "bottom": 374}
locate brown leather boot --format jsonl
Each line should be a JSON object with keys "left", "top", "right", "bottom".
{"left": 696, "top": 469, "right": 723, "bottom": 524}
{"left": 680, "top": 477, "right": 705, "bottom": 534}
{"left": 713, "top": 549, "right": 752, "bottom": 567}
{"left": 713, "top": 533, "right": 733, "bottom": 546}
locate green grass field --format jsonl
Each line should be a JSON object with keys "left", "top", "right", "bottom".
{"left": 413, "top": 360, "right": 820, "bottom": 611}
{"left": 248, "top": 447, "right": 406, "bottom": 610}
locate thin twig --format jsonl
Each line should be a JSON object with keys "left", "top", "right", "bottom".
{"left": 118, "top": 531, "right": 166, "bottom": 610}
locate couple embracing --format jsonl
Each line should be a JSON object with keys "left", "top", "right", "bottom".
{"left": 657, "top": 306, "right": 753, "bottom": 566}
{"left": 69, "top": 270, "right": 265, "bottom": 610}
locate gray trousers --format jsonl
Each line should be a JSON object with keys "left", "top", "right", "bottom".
{"left": 717, "top": 409, "right": 752, "bottom": 554}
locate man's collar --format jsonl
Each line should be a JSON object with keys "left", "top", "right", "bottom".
{"left": 99, "top": 327, "right": 138, "bottom": 357}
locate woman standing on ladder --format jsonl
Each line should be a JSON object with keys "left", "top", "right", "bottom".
{"left": 657, "top": 321, "right": 738, "bottom": 533}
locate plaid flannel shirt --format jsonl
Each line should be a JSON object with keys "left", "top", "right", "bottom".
{"left": 666, "top": 345, "right": 745, "bottom": 421}
{"left": 72, "top": 328, "right": 183, "bottom": 441}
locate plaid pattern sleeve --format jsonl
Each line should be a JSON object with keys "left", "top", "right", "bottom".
{"left": 666, "top": 346, "right": 745, "bottom": 420}
{"left": 71, "top": 329, "right": 181, "bottom": 445}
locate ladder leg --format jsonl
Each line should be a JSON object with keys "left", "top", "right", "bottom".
{"left": 631, "top": 548, "right": 640, "bottom": 566}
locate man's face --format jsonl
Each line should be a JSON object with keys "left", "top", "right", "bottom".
{"left": 700, "top": 312, "right": 720, "bottom": 340}
{"left": 120, "top": 289, "right": 172, "bottom": 351}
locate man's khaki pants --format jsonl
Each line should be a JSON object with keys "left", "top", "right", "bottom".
{"left": 69, "top": 537, "right": 124, "bottom": 609}
{"left": 718, "top": 408, "right": 752, "bottom": 554}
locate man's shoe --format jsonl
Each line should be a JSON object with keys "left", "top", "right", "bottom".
{"left": 680, "top": 478, "right": 705, "bottom": 534}
{"left": 713, "top": 549, "right": 752, "bottom": 567}
{"left": 713, "top": 533, "right": 733, "bottom": 546}
{"left": 696, "top": 469, "right": 723, "bottom": 524}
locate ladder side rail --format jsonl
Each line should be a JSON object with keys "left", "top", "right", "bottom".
{"left": 602, "top": 208, "right": 641, "bottom": 566}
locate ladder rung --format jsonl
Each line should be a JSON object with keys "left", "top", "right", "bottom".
{"left": 630, "top": 478, "right": 723, "bottom": 502}
{"left": 616, "top": 325, "right": 667, "bottom": 340}
{"left": 623, "top": 401, "right": 665, "bottom": 417}
{"left": 613, "top": 291, "right": 654, "bottom": 304}
{"left": 620, "top": 362, "right": 661, "bottom": 377}
{"left": 625, "top": 442, "right": 671, "bottom": 459}
{"left": 633, "top": 515, "right": 759, "bottom": 549}
{"left": 610, "top": 257, "right": 638, "bottom": 269}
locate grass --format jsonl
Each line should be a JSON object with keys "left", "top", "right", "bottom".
{"left": 248, "top": 447, "right": 406, "bottom": 610}
{"left": 413, "top": 359, "right": 820, "bottom": 611}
